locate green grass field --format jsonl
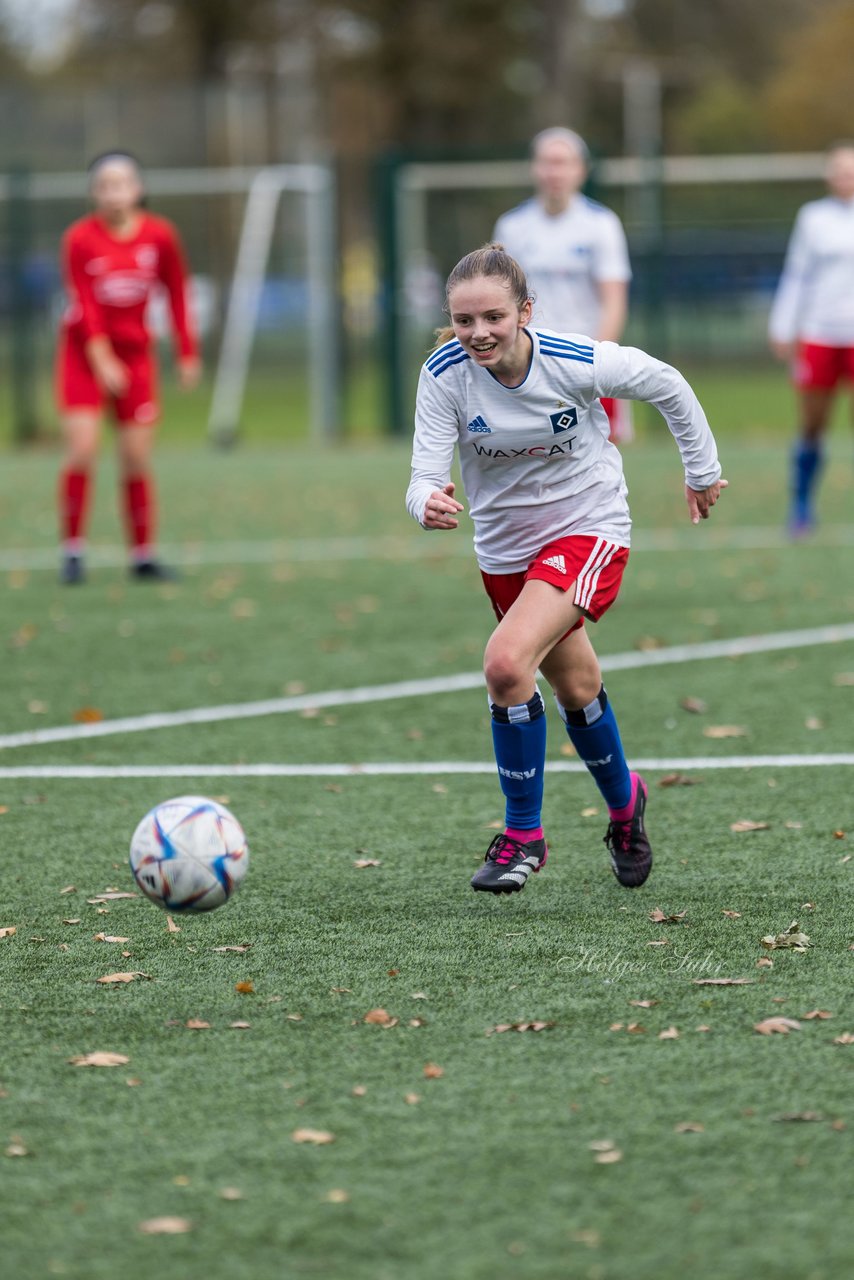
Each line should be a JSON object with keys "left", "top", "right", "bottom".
{"left": 1, "top": 410, "right": 853, "bottom": 1280}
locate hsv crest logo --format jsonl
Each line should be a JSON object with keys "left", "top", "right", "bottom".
{"left": 467, "top": 415, "right": 491, "bottom": 434}
{"left": 549, "top": 406, "right": 578, "bottom": 434}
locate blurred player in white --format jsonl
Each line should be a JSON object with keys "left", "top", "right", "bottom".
{"left": 494, "top": 127, "right": 633, "bottom": 442}
{"left": 769, "top": 142, "right": 854, "bottom": 535}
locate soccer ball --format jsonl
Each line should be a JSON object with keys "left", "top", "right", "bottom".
{"left": 129, "top": 795, "right": 249, "bottom": 912}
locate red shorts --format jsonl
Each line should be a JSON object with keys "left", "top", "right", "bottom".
{"left": 481, "top": 535, "right": 630, "bottom": 641}
{"left": 793, "top": 342, "right": 854, "bottom": 391}
{"left": 600, "top": 397, "right": 633, "bottom": 444}
{"left": 56, "top": 333, "right": 160, "bottom": 426}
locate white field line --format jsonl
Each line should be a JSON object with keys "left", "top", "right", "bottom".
{"left": 0, "top": 755, "right": 851, "bottom": 780}
{"left": 2, "top": 525, "right": 854, "bottom": 572}
{"left": 3, "top": 623, "right": 854, "bottom": 752}
{"left": 0, "top": 622, "right": 853, "bottom": 754}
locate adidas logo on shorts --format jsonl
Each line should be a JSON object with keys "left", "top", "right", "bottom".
{"left": 542, "top": 554, "right": 567, "bottom": 574}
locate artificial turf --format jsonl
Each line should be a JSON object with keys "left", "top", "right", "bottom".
{"left": 1, "top": 428, "right": 852, "bottom": 1280}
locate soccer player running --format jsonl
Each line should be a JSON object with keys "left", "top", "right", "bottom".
{"left": 56, "top": 151, "right": 200, "bottom": 583}
{"left": 769, "top": 141, "right": 854, "bottom": 536}
{"left": 407, "top": 244, "right": 726, "bottom": 894}
{"left": 494, "top": 127, "right": 633, "bottom": 443}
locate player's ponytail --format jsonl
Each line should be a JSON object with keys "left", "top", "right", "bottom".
{"left": 431, "top": 242, "right": 533, "bottom": 350}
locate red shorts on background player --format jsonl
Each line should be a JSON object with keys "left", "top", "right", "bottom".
{"left": 56, "top": 150, "right": 200, "bottom": 584}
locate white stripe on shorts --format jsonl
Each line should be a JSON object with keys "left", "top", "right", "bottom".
{"left": 574, "top": 538, "right": 618, "bottom": 612}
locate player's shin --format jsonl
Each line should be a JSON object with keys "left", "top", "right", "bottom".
{"left": 490, "top": 690, "right": 547, "bottom": 840}
{"left": 557, "top": 686, "right": 632, "bottom": 816}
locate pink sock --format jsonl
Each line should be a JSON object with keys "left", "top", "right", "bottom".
{"left": 608, "top": 773, "right": 641, "bottom": 823}
{"left": 505, "top": 826, "right": 544, "bottom": 843}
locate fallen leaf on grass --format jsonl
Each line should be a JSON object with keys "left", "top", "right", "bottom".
{"left": 5, "top": 1137, "right": 30, "bottom": 1157}
{"left": 629, "top": 1000, "right": 659, "bottom": 1008}
{"left": 350, "top": 1085, "right": 367, "bottom": 1097}
{"left": 404, "top": 1092, "right": 422, "bottom": 1105}
{"left": 774, "top": 1112, "right": 824, "bottom": 1123}
{"left": 559, "top": 742, "right": 576, "bottom": 757}
{"left": 166, "top": 916, "right": 181, "bottom": 934}
{"left": 363, "top": 1008, "right": 397, "bottom": 1027}
{"left": 833, "top": 672, "right": 854, "bottom": 686}
{"left": 658, "top": 773, "right": 702, "bottom": 787}
{"left": 760, "top": 922, "right": 811, "bottom": 951}
{"left": 185, "top": 1019, "right": 211, "bottom": 1030}
{"left": 409, "top": 1018, "right": 427, "bottom": 1028}
{"left": 581, "top": 806, "right": 600, "bottom": 817}
{"left": 86, "top": 892, "right": 137, "bottom": 903}
{"left": 219, "top": 1187, "right": 243, "bottom": 1201}
{"left": 802, "top": 1010, "right": 833, "bottom": 1020}
{"left": 62, "top": 919, "right": 81, "bottom": 926}
{"left": 785, "top": 821, "right": 803, "bottom": 830}
{"left": 658, "top": 1026, "right": 680, "bottom": 1040}
{"left": 646, "top": 939, "right": 669, "bottom": 947}
{"left": 423, "top": 1063, "right": 444, "bottom": 1079}
{"left": 322, "top": 1189, "right": 350, "bottom": 1203}
{"left": 353, "top": 859, "right": 381, "bottom": 869}
{"left": 137, "top": 1217, "right": 192, "bottom": 1235}
{"left": 0, "top": 927, "right": 17, "bottom": 939}
{"left": 68, "top": 1052, "right": 130, "bottom": 1067}
{"left": 229, "top": 1022, "right": 251, "bottom": 1030}
{"left": 73, "top": 707, "right": 104, "bottom": 724}
{"left": 59, "top": 886, "right": 76, "bottom": 895}
{"left": 722, "top": 910, "right": 742, "bottom": 919}
{"left": 833, "top": 1033, "right": 854, "bottom": 1045}
{"left": 593, "top": 1149, "right": 623, "bottom": 1164}
{"left": 834, "top": 830, "right": 846, "bottom": 840}
{"left": 754, "top": 1017, "right": 801, "bottom": 1035}
{"left": 696, "top": 1025, "right": 712, "bottom": 1032}
{"left": 125, "top": 1078, "right": 142, "bottom": 1087}
{"left": 235, "top": 981, "right": 254, "bottom": 994}
{"left": 805, "top": 716, "right": 823, "bottom": 731}
{"left": 674, "top": 1121, "right": 704, "bottom": 1133}
{"left": 212, "top": 945, "right": 251, "bottom": 953}
{"left": 730, "top": 820, "right": 770, "bottom": 833}
{"left": 410, "top": 992, "right": 428, "bottom": 1000}
{"left": 96, "top": 972, "right": 151, "bottom": 985}
{"left": 649, "top": 907, "right": 687, "bottom": 924}
{"left": 693, "top": 978, "right": 754, "bottom": 986}
{"left": 680, "top": 697, "right": 707, "bottom": 714}
{"left": 93, "top": 934, "right": 129, "bottom": 944}
{"left": 291, "top": 1128, "right": 335, "bottom": 1145}
{"left": 703, "top": 725, "right": 747, "bottom": 739}
{"left": 756, "top": 958, "right": 774, "bottom": 969}
{"left": 486, "top": 1021, "right": 555, "bottom": 1035}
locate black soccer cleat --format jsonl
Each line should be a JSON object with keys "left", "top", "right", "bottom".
{"left": 130, "top": 559, "right": 179, "bottom": 581}
{"left": 60, "top": 554, "right": 85, "bottom": 585}
{"left": 603, "top": 773, "right": 653, "bottom": 888}
{"left": 471, "top": 833, "right": 548, "bottom": 894}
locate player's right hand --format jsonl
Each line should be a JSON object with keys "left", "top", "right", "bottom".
{"left": 423, "top": 482, "right": 464, "bottom": 530}
{"left": 770, "top": 339, "right": 793, "bottom": 362}
{"left": 95, "top": 354, "right": 130, "bottom": 396}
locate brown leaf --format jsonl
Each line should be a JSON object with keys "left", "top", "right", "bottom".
{"left": 0, "top": 926, "right": 17, "bottom": 939}
{"left": 219, "top": 1187, "right": 244, "bottom": 1201}
{"left": 404, "top": 1092, "right": 422, "bottom": 1105}
{"left": 410, "top": 992, "right": 428, "bottom": 1000}
{"left": 95, "top": 971, "right": 151, "bottom": 985}
{"left": 59, "top": 885, "right": 76, "bottom": 895}
{"left": 62, "top": 919, "right": 81, "bottom": 925}
{"left": 581, "top": 806, "right": 599, "bottom": 818}
{"left": 363, "top": 1008, "right": 396, "bottom": 1027}
{"left": 674, "top": 1121, "right": 704, "bottom": 1133}
{"left": 754, "top": 1017, "right": 802, "bottom": 1035}
{"left": 322, "top": 1189, "right": 350, "bottom": 1203}
{"left": 291, "top": 1128, "right": 335, "bottom": 1145}
{"left": 350, "top": 1085, "right": 367, "bottom": 1097}
{"left": 166, "top": 916, "right": 181, "bottom": 934}
{"left": 730, "top": 820, "right": 770, "bottom": 833}
{"left": 125, "top": 1078, "right": 142, "bottom": 1087}
{"left": 696, "top": 1025, "right": 712, "bottom": 1032}
{"left": 593, "top": 1149, "right": 623, "bottom": 1164}
{"left": 658, "top": 1026, "right": 680, "bottom": 1040}
{"left": 423, "top": 1062, "right": 444, "bottom": 1078}
{"left": 760, "top": 922, "right": 811, "bottom": 951}
{"left": 137, "top": 1217, "right": 193, "bottom": 1235}
{"left": 212, "top": 945, "right": 251, "bottom": 953}
{"left": 5, "top": 1136, "right": 30, "bottom": 1157}
{"left": 353, "top": 859, "right": 381, "bottom": 869}
{"left": 834, "top": 830, "right": 846, "bottom": 840}
{"left": 680, "top": 696, "right": 707, "bottom": 714}
{"left": 703, "top": 724, "right": 747, "bottom": 739}
{"left": 409, "top": 1018, "right": 427, "bottom": 1027}
{"left": 86, "top": 892, "right": 137, "bottom": 903}
{"left": 646, "top": 939, "right": 669, "bottom": 947}
{"left": 649, "top": 907, "right": 687, "bottom": 924}
{"left": 629, "top": 999, "right": 659, "bottom": 1008}
{"left": 559, "top": 742, "right": 576, "bottom": 757}
{"left": 68, "top": 1051, "right": 130, "bottom": 1067}
{"left": 94, "top": 934, "right": 130, "bottom": 944}
{"left": 486, "top": 1021, "right": 555, "bottom": 1035}
{"left": 756, "top": 957, "right": 774, "bottom": 969}
{"left": 73, "top": 706, "right": 104, "bottom": 724}
{"left": 833, "top": 1033, "right": 854, "bottom": 1045}
{"left": 229, "top": 1021, "right": 251, "bottom": 1030}
{"left": 722, "top": 910, "right": 742, "bottom": 919}
{"left": 802, "top": 1010, "right": 833, "bottom": 1020}
{"left": 235, "top": 981, "right": 254, "bottom": 994}
{"left": 626, "top": 1022, "right": 646, "bottom": 1034}
{"left": 693, "top": 978, "right": 754, "bottom": 985}
{"left": 774, "top": 1112, "right": 824, "bottom": 1123}
{"left": 658, "top": 772, "right": 702, "bottom": 787}
{"left": 185, "top": 1019, "right": 211, "bottom": 1030}
{"left": 588, "top": 1139, "right": 617, "bottom": 1152}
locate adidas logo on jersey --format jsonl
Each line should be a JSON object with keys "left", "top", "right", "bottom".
{"left": 467, "top": 415, "right": 491, "bottom": 434}
{"left": 542, "top": 554, "right": 567, "bottom": 574}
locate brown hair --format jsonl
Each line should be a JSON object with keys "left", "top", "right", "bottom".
{"left": 432, "top": 242, "right": 532, "bottom": 349}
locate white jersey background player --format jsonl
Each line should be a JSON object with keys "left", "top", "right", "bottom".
{"left": 768, "top": 142, "right": 854, "bottom": 534}
{"left": 494, "top": 127, "right": 633, "bottom": 442}
{"left": 407, "top": 243, "right": 725, "bottom": 898}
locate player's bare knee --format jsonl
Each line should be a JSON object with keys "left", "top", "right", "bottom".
{"left": 552, "top": 669, "right": 602, "bottom": 712}
{"left": 483, "top": 641, "right": 533, "bottom": 705}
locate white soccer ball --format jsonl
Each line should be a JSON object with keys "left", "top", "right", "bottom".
{"left": 129, "top": 795, "right": 249, "bottom": 912}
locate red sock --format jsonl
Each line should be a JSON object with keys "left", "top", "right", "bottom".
{"left": 123, "top": 474, "right": 155, "bottom": 559}
{"left": 59, "top": 468, "right": 91, "bottom": 551}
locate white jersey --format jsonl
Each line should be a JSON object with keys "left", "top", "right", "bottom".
{"left": 768, "top": 196, "right": 854, "bottom": 345}
{"left": 494, "top": 196, "right": 631, "bottom": 335}
{"left": 407, "top": 329, "right": 721, "bottom": 574}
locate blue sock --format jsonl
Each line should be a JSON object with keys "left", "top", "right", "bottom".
{"left": 558, "top": 686, "right": 631, "bottom": 812}
{"left": 792, "top": 441, "right": 823, "bottom": 522}
{"left": 490, "top": 691, "right": 546, "bottom": 830}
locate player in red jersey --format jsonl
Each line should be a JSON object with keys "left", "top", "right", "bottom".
{"left": 56, "top": 151, "right": 200, "bottom": 583}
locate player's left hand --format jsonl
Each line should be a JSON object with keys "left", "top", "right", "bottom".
{"left": 178, "top": 355, "right": 202, "bottom": 391}
{"left": 686, "top": 478, "right": 728, "bottom": 525}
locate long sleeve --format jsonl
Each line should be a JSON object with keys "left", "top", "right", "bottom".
{"left": 594, "top": 341, "right": 721, "bottom": 490}
{"left": 158, "top": 224, "right": 197, "bottom": 359}
{"left": 63, "top": 228, "right": 107, "bottom": 342}
{"left": 405, "top": 368, "right": 461, "bottom": 525}
{"left": 768, "top": 209, "right": 811, "bottom": 344}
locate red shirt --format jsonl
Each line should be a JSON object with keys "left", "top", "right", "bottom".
{"left": 60, "top": 212, "right": 197, "bottom": 358}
